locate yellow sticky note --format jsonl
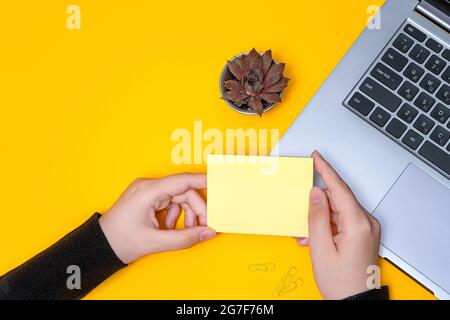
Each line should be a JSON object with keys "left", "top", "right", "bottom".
{"left": 207, "top": 154, "right": 313, "bottom": 237}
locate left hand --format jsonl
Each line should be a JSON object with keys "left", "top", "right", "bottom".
{"left": 99, "top": 173, "right": 216, "bottom": 264}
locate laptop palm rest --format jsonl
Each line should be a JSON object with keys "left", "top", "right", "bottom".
{"left": 373, "top": 163, "right": 450, "bottom": 294}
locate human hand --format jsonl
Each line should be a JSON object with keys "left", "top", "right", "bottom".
{"left": 99, "top": 173, "right": 216, "bottom": 264}
{"left": 297, "top": 151, "right": 381, "bottom": 300}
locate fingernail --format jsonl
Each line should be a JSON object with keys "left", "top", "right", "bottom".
{"left": 151, "top": 215, "right": 160, "bottom": 228}
{"left": 199, "top": 229, "right": 216, "bottom": 242}
{"left": 298, "top": 238, "right": 309, "bottom": 246}
{"left": 310, "top": 187, "right": 323, "bottom": 204}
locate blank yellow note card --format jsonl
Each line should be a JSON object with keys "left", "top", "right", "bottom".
{"left": 207, "top": 154, "right": 313, "bottom": 237}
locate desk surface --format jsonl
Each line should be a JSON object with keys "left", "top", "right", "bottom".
{"left": 0, "top": 0, "right": 434, "bottom": 299}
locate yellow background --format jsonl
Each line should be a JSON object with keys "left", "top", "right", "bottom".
{"left": 0, "top": 0, "right": 434, "bottom": 299}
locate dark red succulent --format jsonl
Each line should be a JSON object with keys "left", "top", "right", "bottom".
{"left": 222, "top": 48, "right": 289, "bottom": 116}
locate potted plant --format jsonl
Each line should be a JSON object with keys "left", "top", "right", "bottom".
{"left": 220, "top": 48, "right": 289, "bottom": 116}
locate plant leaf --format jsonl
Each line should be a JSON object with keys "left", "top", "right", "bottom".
{"left": 224, "top": 80, "right": 244, "bottom": 91}
{"left": 249, "top": 97, "right": 264, "bottom": 115}
{"left": 227, "top": 59, "right": 244, "bottom": 81}
{"left": 260, "top": 93, "right": 281, "bottom": 104}
{"left": 247, "top": 48, "right": 262, "bottom": 74}
{"left": 261, "top": 50, "right": 272, "bottom": 76}
{"left": 234, "top": 97, "right": 250, "bottom": 107}
{"left": 244, "top": 49, "right": 262, "bottom": 82}
{"left": 264, "top": 63, "right": 285, "bottom": 87}
{"left": 223, "top": 90, "right": 249, "bottom": 103}
{"left": 238, "top": 54, "right": 250, "bottom": 75}
{"left": 262, "top": 77, "right": 289, "bottom": 93}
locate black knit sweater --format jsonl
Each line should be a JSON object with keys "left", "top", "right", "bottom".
{"left": 0, "top": 213, "right": 126, "bottom": 300}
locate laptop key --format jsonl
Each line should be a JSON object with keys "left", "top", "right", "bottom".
{"left": 404, "top": 24, "right": 426, "bottom": 42}
{"left": 409, "top": 44, "right": 430, "bottom": 64}
{"left": 425, "top": 54, "right": 447, "bottom": 75}
{"left": 370, "top": 107, "right": 391, "bottom": 127}
{"left": 436, "top": 84, "right": 450, "bottom": 105}
{"left": 403, "top": 62, "right": 425, "bottom": 83}
{"left": 420, "top": 73, "right": 441, "bottom": 93}
{"left": 348, "top": 92, "right": 375, "bottom": 116}
{"left": 430, "top": 103, "right": 450, "bottom": 123}
{"left": 414, "top": 114, "right": 435, "bottom": 135}
{"left": 360, "top": 78, "right": 402, "bottom": 112}
{"left": 430, "top": 126, "right": 450, "bottom": 146}
{"left": 425, "top": 38, "right": 443, "bottom": 53}
{"left": 414, "top": 92, "right": 435, "bottom": 112}
{"left": 402, "top": 129, "right": 424, "bottom": 150}
{"left": 392, "top": 33, "right": 414, "bottom": 53}
{"left": 386, "top": 118, "right": 407, "bottom": 138}
{"left": 419, "top": 141, "right": 450, "bottom": 175}
{"left": 443, "top": 49, "right": 450, "bottom": 61}
{"left": 382, "top": 48, "right": 408, "bottom": 72}
{"left": 404, "top": 24, "right": 427, "bottom": 42}
{"left": 398, "top": 81, "right": 419, "bottom": 101}
{"left": 442, "top": 66, "right": 450, "bottom": 84}
{"left": 370, "top": 63, "right": 402, "bottom": 90}
{"left": 397, "top": 103, "right": 418, "bottom": 123}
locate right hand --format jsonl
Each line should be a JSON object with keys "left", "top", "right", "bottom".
{"left": 297, "top": 151, "right": 381, "bottom": 300}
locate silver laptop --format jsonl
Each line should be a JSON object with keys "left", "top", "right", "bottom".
{"left": 274, "top": 0, "right": 450, "bottom": 299}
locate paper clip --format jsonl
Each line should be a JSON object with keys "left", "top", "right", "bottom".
{"left": 248, "top": 263, "right": 276, "bottom": 272}
{"left": 272, "top": 266, "right": 303, "bottom": 298}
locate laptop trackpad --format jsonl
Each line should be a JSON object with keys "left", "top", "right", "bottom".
{"left": 373, "top": 163, "right": 450, "bottom": 293}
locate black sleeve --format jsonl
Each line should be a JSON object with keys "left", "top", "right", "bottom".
{"left": 343, "top": 286, "right": 390, "bottom": 300}
{"left": 0, "top": 213, "right": 126, "bottom": 300}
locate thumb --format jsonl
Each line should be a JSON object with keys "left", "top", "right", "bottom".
{"left": 308, "top": 187, "right": 336, "bottom": 256}
{"left": 149, "top": 227, "right": 216, "bottom": 253}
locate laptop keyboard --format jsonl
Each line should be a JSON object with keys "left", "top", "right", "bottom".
{"left": 344, "top": 20, "right": 450, "bottom": 178}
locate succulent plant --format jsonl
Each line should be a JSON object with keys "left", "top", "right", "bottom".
{"left": 222, "top": 48, "right": 289, "bottom": 116}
